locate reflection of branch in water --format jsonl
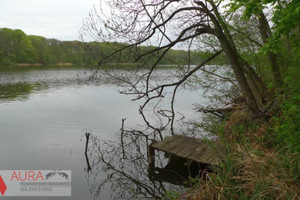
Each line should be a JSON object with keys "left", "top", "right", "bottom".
{"left": 85, "top": 131, "right": 185, "bottom": 200}
{"left": 120, "top": 118, "right": 127, "bottom": 159}
{"left": 85, "top": 132, "right": 92, "bottom": 172}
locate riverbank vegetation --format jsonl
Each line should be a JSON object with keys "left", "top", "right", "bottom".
{"left": 80, "top": 0, "right": 299, "bottom": 199}
{"left": 169, "top": 0, "right": 299, "bottom": 199}
{"left": 0, "top": 28, "right": 212, "bottom": 66}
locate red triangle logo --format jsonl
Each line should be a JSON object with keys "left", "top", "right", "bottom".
{"left": 0, "top": 175, "right": 7, "bottom": 196}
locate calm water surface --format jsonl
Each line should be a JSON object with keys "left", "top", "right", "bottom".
{"left": 0, "top": 67, "right": 205, "bottom": 199}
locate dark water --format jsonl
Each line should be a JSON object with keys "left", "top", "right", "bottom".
{"left": 0, "top": 67, "right": 205, "bottom": 199}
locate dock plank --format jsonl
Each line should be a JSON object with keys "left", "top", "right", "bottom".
{"left": 151, "top": 135, "right": 223, "bottom": 165}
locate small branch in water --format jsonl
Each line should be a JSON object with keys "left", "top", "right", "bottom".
{"left": 85, "top": 132, "right": 92, "bottom": 172}
{"left": 121, "top": 118, "right": 127, "bottom": 159}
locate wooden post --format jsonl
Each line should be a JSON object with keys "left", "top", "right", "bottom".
{"left": 121, "top": 118, "right": 126, "bottom": 159}
{"left": 85, "top": 133, "right": 92, "bottom": 172}
{"left": 148, "top": 142, "right": 156, "bottom": 180}
{"left": 148, "top": 142, "right": 155, "bottom": 168}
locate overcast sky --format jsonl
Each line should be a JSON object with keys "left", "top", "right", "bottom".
{"left": 0, "top": 0, "right": 99, "bottom": 41}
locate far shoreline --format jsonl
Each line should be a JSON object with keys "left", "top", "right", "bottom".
{"left": 16, "top": 62, "right": 73, "bottom": 67}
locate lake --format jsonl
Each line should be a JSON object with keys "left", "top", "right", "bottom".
{"left": 0, "top": 66, "right": 206, "bottom": 199}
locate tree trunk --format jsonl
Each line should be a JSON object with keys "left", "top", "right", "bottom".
{"left": 201, "top": 1, "right": 262, "bottom": 112}
{"left": 212, "top": 4, "right": 266, "bottom": 105}
{"left": 242, "top": 59, "right": 267, "bottom": 93}
{"left": 245, "top": 70, "right": 264, "bottom": 107}
{"left": 258, "top": 12, "right": 283, "bottom": 88}
{"left": 218, "top": 34, "right": 258, "bottom": 112}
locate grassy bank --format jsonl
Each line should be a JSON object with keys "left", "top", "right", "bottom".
{"left": 177, "top": 119, "right": 300, "bottom": 199}
{"left": 163, "top": 69, "right": 300, "bottom": 199}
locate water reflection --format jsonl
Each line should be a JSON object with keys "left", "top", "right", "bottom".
{"left": 0, "top": 67, "right": 88, "bottom": 102}
{"left": 149, "top": 156, "right": 212, "bottom": 187}
{"left": 85, "top": 133, "right": 180, "bottom": 199}
{"left": 0, "top": 67, "right": 206, "bottom": 199}
{"left": 0, "top": 83, "right": 33, "bottom": 101}
{"left": 85, "top": 131, "right": 211, "bottom": 199}
{"left": 0, "top": 82, "right": 49, "bottom": 102}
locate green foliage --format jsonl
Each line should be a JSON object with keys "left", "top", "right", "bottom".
{"left": 173, "top": 1, "right": 300, "bottom": 199}
{"left": 162, "top": 190, "right": 180, "bottom": 200}
{"left": 228, "top": 0, "right": 300, "bottom": 54}
{"left": 271, "top": 1, "right": 300, "bottom": 42}
{"left": 0, "top": 27, "right": 209, "bottom": 67}
{"left": 273, "top": 78, "right": 300, "bottom": 153}
{"left": 225, "top": 0, "right": 300, "bottom": 152}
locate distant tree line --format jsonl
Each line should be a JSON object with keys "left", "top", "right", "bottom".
{"left": 0, "top": 28, "right": 218, "bottom": 66}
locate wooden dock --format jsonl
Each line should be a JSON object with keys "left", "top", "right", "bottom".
{"left": 149, "top": 135, "right": 224, "bottom": 166}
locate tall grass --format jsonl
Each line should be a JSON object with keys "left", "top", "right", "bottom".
{"left": 175, "top": 109, "right": 300, "bottom": 200}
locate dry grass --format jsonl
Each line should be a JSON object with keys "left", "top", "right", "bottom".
{"left": 225, "top": 109, "right": 252, "bottom": 128}
{"left": 177, "top": 121, "right": 300, "bottom": 200}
